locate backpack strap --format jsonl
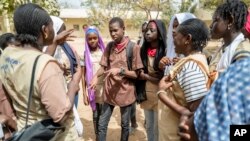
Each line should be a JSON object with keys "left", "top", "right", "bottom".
{"left": 126, "top": 41, "right": 135, "bottom": 71}
{"left": 106, "top": 41, "right": 114, "bottom": 68}
{"left": 106, "top": 40, "right": 135, "bottom": 71}
{"left": 170, "top": 57, "right": 212, "bottom": 88}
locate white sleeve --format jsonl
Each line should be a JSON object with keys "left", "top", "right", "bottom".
{"left": 176, "top": 61, "right": 208, "bottom": 103}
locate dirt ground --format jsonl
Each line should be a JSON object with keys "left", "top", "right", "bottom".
{"left": 77, "top": 93, "right": 147, "bottom": 141}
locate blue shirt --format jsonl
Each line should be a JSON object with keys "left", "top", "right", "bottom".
{"left": 194, "top": 57, "right": 250, "bottom": 141}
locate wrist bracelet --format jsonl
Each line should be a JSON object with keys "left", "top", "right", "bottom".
{"left": 156, "top": 90, "right": 167, "bottom": 97}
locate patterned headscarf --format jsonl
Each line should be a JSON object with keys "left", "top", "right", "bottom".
{"left": 194, "top": 57, "right": 250, "bottom": 141}
{"left": 84, "top": 26, "right": 105, "bottom": 111}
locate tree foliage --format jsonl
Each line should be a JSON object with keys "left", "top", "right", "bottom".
{"left": 81, "top": 0, "right": 183, "bottom": 29}
{"left": 0, "top": 0, "right": 60, "bottom": 15}
{"left": 0, "top": 0, "right": 60, "bottom": 32}
{"left": 201, "top": 0, "right": 250, "bottom": 9}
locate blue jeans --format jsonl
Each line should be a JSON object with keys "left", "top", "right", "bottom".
{"left": 93, "top": 103, "right": 103, "bottom": 135}
{"left": 97, "top": 103, "right": 132, "bottom": 141}
{"left": 144, "top": 109, "right": 158, "bottom": 141}
{"left": 130, "top": 102, "right": 137, "bottom": 127}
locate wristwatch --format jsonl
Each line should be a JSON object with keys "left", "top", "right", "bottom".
{"left": 119, "top": 67, "right": 125, "bottom": 76}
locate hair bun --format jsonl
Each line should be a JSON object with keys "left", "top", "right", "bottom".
{"left": 16, "top": 34, "right": 38, "bottom": 47}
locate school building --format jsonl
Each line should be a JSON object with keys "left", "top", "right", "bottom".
{"left": 0, "top": 8, "right": 213, "bottom": 42}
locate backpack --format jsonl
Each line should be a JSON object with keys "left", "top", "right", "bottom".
{"left": 107, "top": 41, "right": 147, "bottom": 103}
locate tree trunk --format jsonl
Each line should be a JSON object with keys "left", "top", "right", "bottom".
{"left": 3, "top": 11, "right": 11, "bottom": 32}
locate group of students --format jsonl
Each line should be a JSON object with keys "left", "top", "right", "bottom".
{"left": 1, "top": 0, "right": 250, "bottom": 141}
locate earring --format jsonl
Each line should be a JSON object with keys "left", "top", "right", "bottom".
{"left": 44, "top": 33, "right": 48, "bottom": 39}
{"left": 185, "top": 41, "right": 189, "bottom": 45}
{"left": 227, "top": 24, "right": 231, "bottom": 30}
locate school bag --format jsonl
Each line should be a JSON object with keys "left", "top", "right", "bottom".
{"left": 107, "top": 41, "right": 147, "bottom": 103}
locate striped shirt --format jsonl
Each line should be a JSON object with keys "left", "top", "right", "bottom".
{"left": 176, "top": 61, "right": 207, "bottom": 103}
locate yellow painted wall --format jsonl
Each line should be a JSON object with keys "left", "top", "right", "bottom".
{"left": 61, "top": 18, "right": 141, "bottom": 42}
{"left": 62, "top": 18, "right": 88, "bottom": 38}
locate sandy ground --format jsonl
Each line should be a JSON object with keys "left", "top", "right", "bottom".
{"left": 77, "top": 93, "right": 147, "bottom": 141}
{"left": 68, "top": 37, "right": 219, "bottom": 141}
{"left": 68, "top": 38, "right": 147, "bottom": 141}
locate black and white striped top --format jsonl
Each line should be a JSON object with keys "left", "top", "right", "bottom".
{"left": 176, "top": 61, "right": 208, "bottom": 103}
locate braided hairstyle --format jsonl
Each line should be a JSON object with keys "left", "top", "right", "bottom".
{"left": 177, "top": 18, "right": 209, "bottom": 52}
{"left": 214, "top": 0, "right": 248, "bottom": 31}
{"left": 13, "top": 3, "right": 52, "bottom": 49}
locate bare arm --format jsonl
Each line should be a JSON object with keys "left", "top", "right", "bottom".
{"left": 178, "top": 114, "right": 199, "bottom": 141}
{"left": 122, "top": 69, "right": 138, "bottom": 79}
{"left": 45, "top": 41, "right": 57, "bottom": 56}
{"left": 45, "top": 29, "right": 75, "bottom": 56}
{"left": 158, "top": 91, "right": 190, "bottom": 115}
{"left": 158, "top": 76, "right": 190, "bottom": 115}
{"left": 89, "top": 66, "right": 105, "bottom": 90}
{"left": 67, "top": 51, "right": 82, "bottom": 106}
{"left": 81, "top": 67, "right": 89, "bottom": 105}
{"left": 139, "top": 70, "right": 160, "bottom": 83}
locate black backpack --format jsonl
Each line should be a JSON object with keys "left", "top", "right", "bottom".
{"left": 107, "top": 41, "right": 147, "bottom": 103}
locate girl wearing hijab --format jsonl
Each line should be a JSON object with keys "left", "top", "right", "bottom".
{"left": 159, "top": 12, "right": 196, "bottom": 75}
{"left": 83, "top": 26, "right": 105, "bottom": 139}
{"left": 45, "top": 16, "right": 80, "bottom": 107}
{"left": 139, "top": 19, "right": 167, "bottom": 141}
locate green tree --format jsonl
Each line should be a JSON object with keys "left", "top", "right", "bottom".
{"left": 81, "top": 0, "right": 195, "bottom": 29}
{"left": 200, "top": 0, "right": 250, "bottom": 9}
{"left": 0, "top": 0, "right": 60, "bottom": 32}
{"left": 81, "top": 0, "right": 134, "bottom": 29}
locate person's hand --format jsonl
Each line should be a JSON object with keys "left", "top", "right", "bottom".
{"left": 173, "top": 57, "right": 181, "bottom": 65}
{"left": 89, "top": 76, "right": 98, "bottom": 90}
{"left": 159, "top": 75, "right": 173, "bottom": 91}
{"left": 178, "top": 111, "right": 197, "bottom": 141}
{"left": 0, "top": 114, "right": 17, "bottom": 131}
{"left": 159, "top": 57, "right": 172, "bottom": 70}
{"left": 55, "top": 29, "right": 76, "bottom": 45}
{"left": 104, "top": 68, "right": 121, "bottom": 80}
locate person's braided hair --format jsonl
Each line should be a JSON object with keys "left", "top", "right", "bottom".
{"left": 13, "top": 3, "right": 52, "bottom": 48}
{"left": 214, "top": 0, "right": 248, "bottom": 31}
{"left": 0, "top": 33, "right": 15, "bottom": 50}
